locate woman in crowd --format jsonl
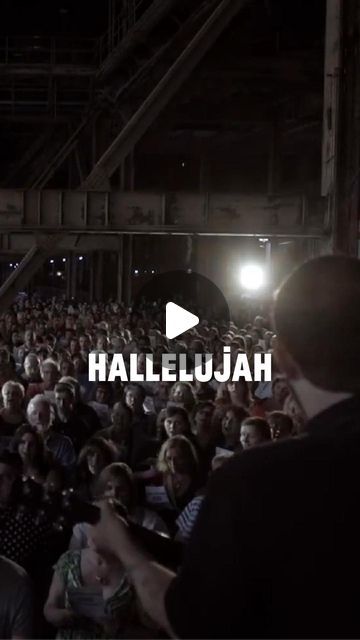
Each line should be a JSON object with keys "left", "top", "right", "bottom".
{"left": 191, "top": 401, "right": 218, "bottom": 478}
{"left": 169, "top": 382, "right": 196, "bottom": 413}
{"left": 267, "top": 410, "right": 293, "bottom": 440}
{"left": 226, "top": 379, "right": 250, "bottom": 409}
{"left": 148, "top": 435, "right": 200, "bottom": 532}
{"left": 76, "top": 437, "right": 116, "bottom": 500}
{"left": 163, "top": 405, "right": 193, "bottom": 440}
{"left": 44, "top": 543, "right": 134, "bottom": 639}
{"left": 13, "top": 423, "right": 57, "bottom": 485}
{"left": 221, "top": 405, "right": 249, "bottom": 452}
{"left": 69, "top": 463, "right": 169, "bottom": 551}
{"left": 88, "top": 383, "right": 113, "bottom": 428}
{"left": 96, "top": 402, "right": 133, "bottom": 462}
{"left": 193, "top": 380, "right": 216, "bottom": 402}
{"left": 283, "top": 393, "right": 306, "bottom": 434}
{"left": 271, "top": 375, "right": 291, "bottom": 410}
{"left": 59, "top": 357, "right": 75, "bottom": 379}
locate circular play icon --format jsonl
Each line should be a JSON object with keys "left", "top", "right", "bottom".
{"left": 131, "top": 270, "right": 230, "bottom": 338}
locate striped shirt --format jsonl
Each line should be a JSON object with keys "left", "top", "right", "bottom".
{"left": 176, "top": 496, "right": 204, "bottom": 543}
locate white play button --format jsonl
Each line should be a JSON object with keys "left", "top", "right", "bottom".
{"left": 165, "top": 302, "right": 199, "bottom": 339}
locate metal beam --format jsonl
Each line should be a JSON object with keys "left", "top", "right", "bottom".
{"left": 81, "top": 0, "right": 252, "bottom": 190}
{"left": 0, "top": 189, "right": 324, "bottom": 238}
{"left": 332, "top": 0, "right": 360, "bottom": 255}
{"left": 97, "top": 0, "right": 182, "bottom": 81}
{"left": 0, "top": 64, "right": 96, "bottom": 77}
{"left": 30, "top": 113, "right": 100, "bottom": 189}
{"left": 0, "top": 234, "right": 62, "bottom": 314}
{"left": 321, "top": 0, "right": 342, "bottom": 243}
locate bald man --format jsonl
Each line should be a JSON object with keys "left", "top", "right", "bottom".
{"left": 91, "top": 256, "right": 360, "bottom": 639}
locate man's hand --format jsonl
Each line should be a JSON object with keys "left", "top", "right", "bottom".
{"left": 90, "top": 499, "right": 175, "bottom": 636}
{"left": 89, "top": 500, "right": 130, "bottom": 558}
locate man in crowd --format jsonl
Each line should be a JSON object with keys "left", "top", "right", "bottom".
{"left": 59, "top": 375, "right": 101, "bottom": 435}
{"left": 26, "top": 358, "right": 60, "bottom": 402}
{"left": 91, "top": 255, "right": 360, "bottom": 638}
{"left": 26, "top": 395, "right": 76, "bottom": 467}
{"left": 54, "top": 381, "right": 95, "bottom": 453}
{"left": 20, "top": 352, "right": 42, "bottom": 391}
{"left": 0, "top": 555, "right": 33, "bottom": 639}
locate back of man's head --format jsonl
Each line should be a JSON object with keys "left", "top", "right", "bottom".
{"left": 273, "top": 255, "right": 360, "bottom": 393}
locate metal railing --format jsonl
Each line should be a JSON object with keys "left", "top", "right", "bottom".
{"left": 97, "top": 0, "right": 155, "bottom": 64}
{"left": 0, "top": 81, "right": 94, "bottom": 116}
{"left": 0, "top": 1, "right": 166, "bottom": 70}
{"left": 0, "top": 36, "right": 99, "bottom": 66}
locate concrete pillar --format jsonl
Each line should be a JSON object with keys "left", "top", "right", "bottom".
{"left": 66, "top": 253, "right": 77, "bottom": 299}
{"left": 265, "top": 240, "right": 272, "bottom": 287}
{"left": 117, "top": 236, "right": 124, "bottom": 302}
{"left": 267, "top": 117, "right": 281, "bottom": 194}
{"left": 66, "top": 253, "right": 72, "bottom": 299}
{"left": 122, "top": 235, "right": 133, "bottom": 306}
{"left": 94, "top": 251, "right": 104, "bottom": 301}
{"left": 89, "top": 253, "right": 95, "bottom": 302}
{"left": 70, "top": 254, "right": 77, "bottom": 299}
{"left": 199, "top": 155, "right": 210, "bottom": 191}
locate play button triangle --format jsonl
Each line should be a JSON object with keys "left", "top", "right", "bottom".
{"left": 165, "top": 302, "right": 199, "bottom": 340}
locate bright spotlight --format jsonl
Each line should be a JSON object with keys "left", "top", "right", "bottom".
{"left": 240, "top": 264, "right": 265, "bottom": 291}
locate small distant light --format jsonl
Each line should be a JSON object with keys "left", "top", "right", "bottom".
{"left": 187, "top": 268, "right": 192, "bottom": 274}
{"left": 56, "top": 271, "right": 62, "bottom": 277}
{"left": 9, "top": 263, "right": 13, "bottom": 267}
{"left": 134, "top": 269, "right": 139, "bottom": 275}
{"left": 181, "top": 162, "right": 186, "bottom": 168}
{"left": 78, "top": 256, "right": 84, "bottom": 261}
{"left": 259, "top": 238, "right": 269, "bottom": 243}
{"left": 151, "top": 269, "right": 155, "bottom": 274}
{"left": 62, "top": 258, "right": 66, "bottom": 263}
{"left": 50, "top": 259, "right": 54, "bottom": 264}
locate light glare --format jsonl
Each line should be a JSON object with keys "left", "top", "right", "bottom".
{"left": 240, "top": 264, "right": 265, "bottom": 291}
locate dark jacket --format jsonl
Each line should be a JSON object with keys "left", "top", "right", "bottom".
{"left": 166, "top": 395, "right": 360, "bottom": 639}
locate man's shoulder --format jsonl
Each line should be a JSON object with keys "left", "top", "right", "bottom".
{"left": 212, "top": 426, "right": 360, "bottom": 496}
{"left": 0, "top": 555, "right": 29, "bottom": 586}
{"left": 214, "top": 436, "right": 306, "bottom": 481}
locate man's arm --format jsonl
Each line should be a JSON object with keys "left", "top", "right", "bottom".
{"left": 92, "top": 459, "right": 252, "bottom": 639}
{"left": 90, "top": 501, "right": 176, "bottom": 636}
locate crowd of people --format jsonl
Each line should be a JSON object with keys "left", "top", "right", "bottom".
{"left": 0, "top": 294, "right": 302, "bottom": 638}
